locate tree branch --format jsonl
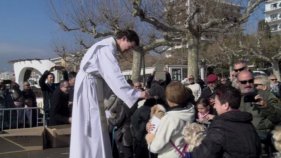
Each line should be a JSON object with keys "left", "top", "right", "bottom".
{"left": 131, "top": 0, "right": 184, "bottom": 32}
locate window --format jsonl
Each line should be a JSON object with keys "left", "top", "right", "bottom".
{"left": 271, "top": 14, "right": 278, "bottom": 20}
{"left": 171, "top": 68, "right": 182, "bottom": 81}
{"left": 271, "top": 24, "right": 278, "bottom": 31}
{"left": 271, "top": 3, "right": 278, "bottom": 9}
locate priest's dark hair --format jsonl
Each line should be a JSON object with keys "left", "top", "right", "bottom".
{"left": 115, "top": 29, "right": 140, "bottom": 46}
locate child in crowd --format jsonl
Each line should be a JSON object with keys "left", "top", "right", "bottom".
{"left": 195, "top": 98, "right": 215, "bottom": 125}
{"left": 145, "top": 81, "right": 195, "bottom": 158}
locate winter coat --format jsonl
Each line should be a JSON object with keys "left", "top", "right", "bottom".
{"left": 108, "top": 99, "right": 133, "bottom": 147}
{"left": 50, "top": 88, "right": 70, "bottom": 125}
{"left": 149, "top": 104, "right": 195, "bottom": 158}
{"left": 192, "top": 110, "right": 261, "bottom": 158}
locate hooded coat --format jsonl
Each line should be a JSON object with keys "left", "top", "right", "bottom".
{"left": 149, "top": 104, "right": 195, "bottom": 158}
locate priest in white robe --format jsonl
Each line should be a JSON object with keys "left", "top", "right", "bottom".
{"left": 69, "top": 30, "right": 148, "bottom": 158}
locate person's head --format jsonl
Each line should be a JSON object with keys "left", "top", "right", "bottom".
{"left": 23, "top": 81, "right": 31, "bottom": 90}
{"left": 165, "top": 81, "right": 194, "bottom": 108}
{"left": 68, "top": 71, "right": 77, "bottom": 86}
{"left": 233, "top": 60, "right": 248, "bottom": 77}
{"left": 269, "top": 74, "right": 278, "bottom": 85}
{"left": 220, "top": 76, "right": 228, "bottom": 85}
{"left": 196, "top": 98, "right": 210, "bottom": 114}
{"left": 133, "top": 81, "right": 143, "bottom": 90}
{"left": 214, "top": 85, "right": 241, "bottom": 115}
{"left": 237, "top": 70, "right": 255, "bottom": 94}
{"left": 188, "top": 75, "right": 195, "bottom": 84}
{"left": 60, "top": 80, "right": 70, "bottom": 94}
{"left": 254, "top": 75, "right": 270, "bottom": 91}
{"left": 115, "top": 29, "right": 139, "bottom": 53}
{"left": 206, "top": 74, "right": 218, "bottom": 90}
{"left": 148, "top": 81, "right": 165, "bottom": 101}
{"left": 47, "top": 73, "right": 55, "bottom": 84}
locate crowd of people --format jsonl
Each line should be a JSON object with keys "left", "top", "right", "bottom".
{"left": 1, "top": 29, "right": 281, "bottom": 158}
{"left": 0, "top": 66, "right": 76, "bottom": 129}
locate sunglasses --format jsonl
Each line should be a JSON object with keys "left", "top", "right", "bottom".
{"left": 234, "top": 67, "right": 246, "bottom": 72}
{"left": 270, "top": 79, "right": 277, "bottom": 81}
{"left": 254, "top": 83, "right": 263, "bottom": 87}
{"left": 239, "top": 79, "right": 254, "bottom": 84}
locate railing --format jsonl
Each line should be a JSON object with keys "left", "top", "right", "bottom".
{"left": 0, "top": 107, "right": 45, "bottom": 131}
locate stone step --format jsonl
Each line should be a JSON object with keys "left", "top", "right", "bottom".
{"left": 0, "top": 127, "right": 45, "bottom": 154}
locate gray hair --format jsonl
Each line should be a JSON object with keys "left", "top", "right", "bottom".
{"left": 254, "top": 75, "right": 270, "bottom": 88}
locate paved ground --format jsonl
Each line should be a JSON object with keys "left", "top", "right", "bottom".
{"left": 0, "top": 147, "right": 69, "bottom": 158}
{"left": 0, "top": 136, "right": 69, "bottom": 158}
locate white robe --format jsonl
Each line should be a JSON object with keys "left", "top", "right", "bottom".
{"left": 69, "top": 37, "right": 141, "bottom": 158}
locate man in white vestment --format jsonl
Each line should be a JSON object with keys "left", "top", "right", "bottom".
{"left": 69, "top": 30, "right": 149, "bottom": 158}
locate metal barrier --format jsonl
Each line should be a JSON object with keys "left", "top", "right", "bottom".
{"left": 0, "top": 107, "right": 45, "bottom": 131}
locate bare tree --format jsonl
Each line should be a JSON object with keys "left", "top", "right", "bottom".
{"left": 241, "top": 24, "right": 281, "bottom": 80}
{"left": 49, "top": 0, "right": 263, "bottom": 81}
{"left": 132, "top": 0, "right": 264, "bottom": 80}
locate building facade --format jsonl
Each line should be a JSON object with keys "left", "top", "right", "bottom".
{"left": 265, "top": 0, "right": 281, "bottom": 34}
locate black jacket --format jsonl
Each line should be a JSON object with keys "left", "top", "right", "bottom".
{"left": 39, "top": 70, "right": 68, "bottom": 114}
{"left": 108, "top": 99, "right": 133, "bottom": 147}
{"left": 192, "top": 110, "right": 261, "bottom": 158}
{"left": 50, "top": 88, "right": 70, "bottom": 125}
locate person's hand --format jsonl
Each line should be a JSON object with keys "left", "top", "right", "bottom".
{"left": 254, "top": 95, "right": 267, "bottom": 108}
{"left": 152, "top": 69, "right": 156, "bottom": 75}
{"left": 50, "top": 66, "right": 65, "bottom": 71}
{"left": 68, "top": 117, "right": 72, "bottom": 123}
{"left": 140, "top": 91, "right": 150, "bottom": 99}
{"left": 206, "top": 114, "right": 215, "bottom": 120}
{"left": 209, "top": 98, "right": 215, "bottom": 106}
{"left": 146, "top": 121, "right": 155, "bottom": 133}
{"left": 145, "top": 133, "right": 155, "bottom": 144}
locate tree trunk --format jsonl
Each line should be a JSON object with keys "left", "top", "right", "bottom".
{"left": 188, "top": 36, "right": 199, "bottom": 81}
{"left": 272, "top": 60, "right": 281, "bottom": 81}
{"left": 228, "top": 54, "right": 234, "bottom": 78}
{"left": 131, "top": 50, "right": 142, "bottom": 82}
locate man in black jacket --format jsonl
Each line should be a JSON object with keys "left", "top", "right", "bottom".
{"left": 39, "top": 66, "right": 68, "bottom": 124}
{"left": 50, "top": 80, "right": 71, "bottom": 125}
{"left": 192, "top": 85, "right": 261, "bottom": 158}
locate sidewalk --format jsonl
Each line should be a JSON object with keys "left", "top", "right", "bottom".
{"left": 0, "top": 147, "right": 69, "bottom": 158}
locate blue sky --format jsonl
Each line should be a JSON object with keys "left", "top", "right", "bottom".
{"left": 0, "top": 0, "right": 69, "bottom": 72}
{"left": 0, "top": 0, "right": 265, "bottom": 72}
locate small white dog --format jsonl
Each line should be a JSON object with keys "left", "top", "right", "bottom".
{"left": 182, "top": 122, "right": 206, "bottom": 152}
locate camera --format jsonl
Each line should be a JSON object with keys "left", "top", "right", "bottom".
{"left": 244, "top": 91, "right": 258, "bottom": 103}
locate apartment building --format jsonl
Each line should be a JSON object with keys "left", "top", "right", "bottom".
{"left": 265, "top": 0, "right": 281, "bottom": 34}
